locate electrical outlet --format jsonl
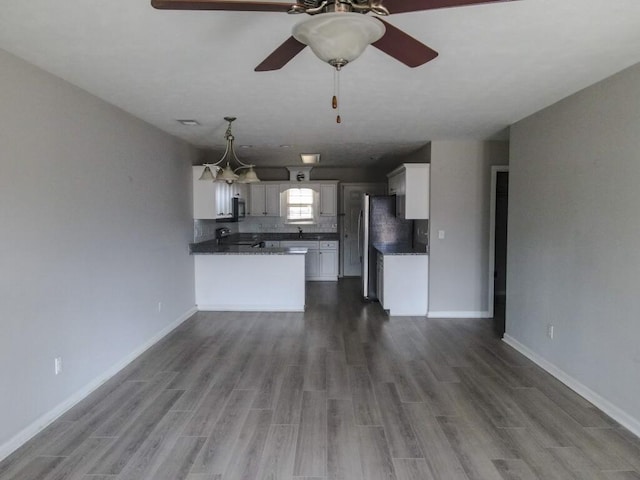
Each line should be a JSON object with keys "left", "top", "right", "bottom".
{"left": 54, "top": 357, "right": 63, "bottom": 375}
{"left": 547, "top": 324, "right": 554, "bottom": 339}
{"left": 438, "top": 230, "right": 445, "bottom": 240}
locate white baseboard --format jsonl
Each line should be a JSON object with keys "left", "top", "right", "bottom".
{"left": 197, "top": 304, "right": 304, "bottom": 312}
{"left": 503, "top": 334, "right": 640, "bottom": 438}
{"left": 427, "top": 310, "right": 491, "bottom": 318}
{"left": 0, "top": 306, "right": 197, "bottom": 463}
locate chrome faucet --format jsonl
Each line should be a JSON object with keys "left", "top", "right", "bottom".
{"left": 297, "top": 227, "right": 303, "bottom": 239}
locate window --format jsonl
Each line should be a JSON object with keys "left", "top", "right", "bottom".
{"left": 285, "top": 187, "right": 316, "bottom": 224}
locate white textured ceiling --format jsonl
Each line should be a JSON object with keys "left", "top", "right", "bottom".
{"left": 1, "top": 0, "right": 640, "bottom": 168}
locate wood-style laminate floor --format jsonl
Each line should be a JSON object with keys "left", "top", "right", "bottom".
{"left": 2, "top": 279, "right": 639, "bottom": 480}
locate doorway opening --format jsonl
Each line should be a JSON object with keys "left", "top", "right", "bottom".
{"left": 488, "top": 167, "right": 509, "bottom": 336}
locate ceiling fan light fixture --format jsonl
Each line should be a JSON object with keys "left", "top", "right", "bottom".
{"left": 293, "top": 12, "right": 385, "bottom": 68}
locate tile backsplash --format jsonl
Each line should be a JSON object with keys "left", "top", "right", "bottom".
{"left": 239, "top": 215, "right": 337, "bottom": 235}
{"left": 193, "top": 219, "right": 238, "bottom": 242}
{"left": 193, "top": 216, "right": 337, "bottom": 242}
{"left": 413, "top": 219, "right": 429, "bottom": 252}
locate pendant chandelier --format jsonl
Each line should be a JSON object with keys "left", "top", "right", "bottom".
{"left": 199, "top": 117, "right": 260, "bottom": 184}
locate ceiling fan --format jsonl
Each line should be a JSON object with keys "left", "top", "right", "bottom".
{"left": 151, "top": 0, "right": 518, "bottom": 72}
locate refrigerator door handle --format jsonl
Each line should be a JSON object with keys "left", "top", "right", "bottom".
{"left": 357, "top": 210, "right": 362, "bottom": 258}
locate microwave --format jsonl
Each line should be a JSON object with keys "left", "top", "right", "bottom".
{"left": 218, "top": 196, "right": 245, "bottom": 222}
{"left": 233, "top": 197, "right": 246, "bottom": 221}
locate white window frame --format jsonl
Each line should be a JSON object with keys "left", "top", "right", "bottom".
{"left": 284, "top": 187, "right": 317, "bottom": 224}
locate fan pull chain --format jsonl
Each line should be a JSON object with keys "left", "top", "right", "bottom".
{"left": 333, "top": 68, "right": 341, "bottom": 124}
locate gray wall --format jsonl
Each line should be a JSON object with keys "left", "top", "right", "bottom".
{"left": 394, "top": 144, "right": 431, "bottom": 165}
{"left": 429, "top": 141, "right": 509, "bottom": 315}
{"left": 0, "top": 50, "right": 197, "bottom": 450}
{"left": 507, "top": 63, "right": 640, "bottom": 427}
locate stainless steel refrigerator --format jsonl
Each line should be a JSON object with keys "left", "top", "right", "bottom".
{"left": 359, "top": 195, "right": 413, "bottom": 300}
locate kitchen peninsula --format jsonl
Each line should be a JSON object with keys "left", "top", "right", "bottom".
{"left": 190, "top": 241, "right": 307, "bottom": 312}
{"left": 190, "top": 166, "right": 340, "bottom": 312}
{"left": 374, "top": 243, "right": 429, "bottom": 316}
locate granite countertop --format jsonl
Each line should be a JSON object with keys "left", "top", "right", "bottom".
{"left": 190, "top": 239, "right": 308, "bottom": 255}
{"left": 237, "top": 232, "right": 340, "bottom": 242}
{"left": 190, "top": 232, "right": 339, "bottom": 255}
{"left": 374, "top": 243, "right": 429, "bottom": 256}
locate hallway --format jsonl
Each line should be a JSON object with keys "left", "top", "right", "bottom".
{"left": 1, "top": 279, "right": 638, "bottom": 479}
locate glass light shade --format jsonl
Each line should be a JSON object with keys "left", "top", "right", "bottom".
{"left": 293, "top": 12, "right": 385, "bottom": 66}
{"left": 198, "top": 165, "right": 216, "bottom": 181}
{"left": 217, "top": 164, "right": 239, "bottom": 183}
{"left": 241, "top": 167, "right": 261, "bottom": 183}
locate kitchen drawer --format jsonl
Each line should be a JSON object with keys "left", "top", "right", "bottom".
{"left": 264, "top": 240, "right": 280, "bottom": 248}
{"left": 280, "top": 240, "right": 319, "bottom": 248}
{"left": 319, "top": 240, "right": 338, "bottom": 249}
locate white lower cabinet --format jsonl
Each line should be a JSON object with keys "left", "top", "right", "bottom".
{"left": 318, "top": 241, "right": 338, "bottom": 278}
{"left": 280, "top": 240, "right": 338, "bottom": 281}
{"left": 378, "top": 253, "right": 428, "bottom": 316}
{"left": 305, "top": 249, "right": 320, "bottom": 278}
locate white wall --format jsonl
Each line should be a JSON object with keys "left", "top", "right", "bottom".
{"left": 506, "top": 62, "right": 640, "bottom": 432}
{"left": 0, "top": 49, "right": 197, "bottom": 453}
{"left": 428, "top": 141, "right": 509, "bottom": 316}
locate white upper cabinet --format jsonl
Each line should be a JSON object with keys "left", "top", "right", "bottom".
{"left": 216, "top": 182, "right": 232, "bottom": 218}
{"left": 193, "top": 166, "right": 233, "bottom": 219}
{"left": 265, "top": 184, "right": 281, "bottom": 216}
{"left": 248, "top": 181, "right": 337, "bottom": 219}
{"left": 248, "top": 184, "right": 266, "bottom": 217}
{"left": 193, "top": 166, "right": 249, "bottom": 219}
{"left": 387, "top": 164, "right": 430, "bottom": 219}
{"left": 319, "top": 183, "right": 337, "bottom": 216}
{"left": 193, "top": 166, "right": 216, "bottom": 219}
{"left": 231, "top": 183, "right": 247, "bottom": 202}
{"left": 249, "top": 183, "right": 281, "bottom": 216}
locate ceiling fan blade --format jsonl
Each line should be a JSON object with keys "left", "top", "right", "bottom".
{"left": 151, "top": 0, "right": 292, "bottom": 12}
{"left": 255, "top": 36, "right": 307, "bottom": 71}
{"left": 372, "top": 20, "right": 438, "bottom": 67}
{"left": 382, "top": 0, "right": 518, "bottom": 15}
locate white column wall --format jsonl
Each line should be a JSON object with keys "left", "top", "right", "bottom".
{"left": 428, "top": 140, "right": 509, "bottom": 317}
